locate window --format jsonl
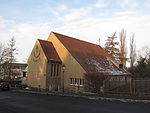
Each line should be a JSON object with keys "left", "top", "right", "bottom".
{"left": 70, "top": 78, "right": 84, "bottom": 86}
{"left": 72, "top": 78, "right": 75, "bottom": 84}
{"left": 51, "top": 64, "right": 53, "bottom": 76}
{"left": 57, "top": 64, "right": 59, "bottom": 76}
{"left": 70, "top": 78, "right": 73, "bottom": 85}
{"left": 75, "top": 78, "right": 77, "bottom": 84}
{"left": 54, "top": 64, "right": 56, "bottom": 76}
{"left": 79, "top": 79, "right": 84, "bottom": 86}
{"left": 50, "top": 63, "right": 60, "bottom": 77}
{"left": 23, "top": 72, "right": 26, "bottom": 77}
{"left": 70, "top": 78, "right": 76, "bottom": 85}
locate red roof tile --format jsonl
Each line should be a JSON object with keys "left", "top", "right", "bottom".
{"left": 38, "top": 39, "right": 61, "bottom": 62}
{"left": 53, "top": 32, "right": 129, "bottom": 75}
{"left": 53, "top": 32, "right": 111, "bottom": 58}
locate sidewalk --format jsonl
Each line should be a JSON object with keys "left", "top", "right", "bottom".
{"left": 12, "top": 89, "right": 150, "bottom": 104}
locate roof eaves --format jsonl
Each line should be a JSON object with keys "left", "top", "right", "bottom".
{"left": 47, "top": 60, "right": 62, "bottom": 63}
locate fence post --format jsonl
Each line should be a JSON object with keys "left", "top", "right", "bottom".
{"left": 129, "top": 78, "right": 132, "bottom": 95}
{"left": 133, "top": 80, "right": 136, "bottom": 95}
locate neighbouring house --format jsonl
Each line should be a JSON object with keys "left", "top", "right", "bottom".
{"left": 0, "top": 63, "right": 27, "bottom": 85}
{"left": 0, "top": 63, "right": 27, "bottom": 78}
{"left": 27, "top": 32, "right": 131, "bottom": 93}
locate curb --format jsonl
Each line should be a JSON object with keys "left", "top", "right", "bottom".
{"left": 12, "top": 90, "right": 150, "bottom": 104}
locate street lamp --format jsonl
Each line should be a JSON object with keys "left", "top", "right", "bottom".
{"left": 62, "top": 64, "right": 66, "bottom": 93}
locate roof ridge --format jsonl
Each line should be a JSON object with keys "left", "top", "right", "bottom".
{"left": 38, "top": 39, "right": 49, "bottom": 42}
{"left": 52, "top": 31, "right": 101, "bottom": 47}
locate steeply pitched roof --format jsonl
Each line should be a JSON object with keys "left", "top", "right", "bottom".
{"left": 38, "top": 39, "right": 61, "bottom": 62}
{"left": 53, "top": 32, "right": 129, "bottom": 75}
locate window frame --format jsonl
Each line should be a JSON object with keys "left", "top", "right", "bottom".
{"left": 79, "top": 79, "right": 84, "bottom": 86}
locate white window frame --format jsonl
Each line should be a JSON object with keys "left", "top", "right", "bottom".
{"left": 70, "top": 78, "right": 74, "bottom": 85}
{"left": 79, "top": 79, "right": 84, "bottom": 86}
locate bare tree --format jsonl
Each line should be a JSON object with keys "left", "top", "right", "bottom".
{"left": 137, "top": 46, "right": 150, "bottom": 59}
{"left": 118, "top": 29, "right": 127, "bottom": 65}
{"left": 84, "top": 74, "right": 107, "bottom": 93}
{"left": 8, "top": 37, "right": 17, "bottom": 63}
{"left": 7, "top": 37, "right": 18, "bottom": 79}
{"left": 130, "top": 34, "right": 136, "bottom": 68}
{"left": 0, "top": 42, "right": 8, "bottom": 78}
{"left": 105, "top": 32, "right": 119, "bottom": 61}
{"left": 128, "top": 46, "right": 150, "bottom": 78}
{"left": 0, "top": 42, "right": 8, "bottom": 64}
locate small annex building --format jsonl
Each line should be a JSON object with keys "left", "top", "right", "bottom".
{"left": 27, "top": 32, "right": 130, "bottom": 93}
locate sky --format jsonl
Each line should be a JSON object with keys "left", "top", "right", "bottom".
{"left": 0, "top": 0, "right": 150, "bottom": 63}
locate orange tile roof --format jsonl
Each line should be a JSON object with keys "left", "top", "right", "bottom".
{"left": 53, "top": 32, "right": 111, "bottom": 58}
{"left": 53, "top": 32, "right": 129, "bottom": 75}
{"left": 38, "top": 39, "right": 61, "bottom": 62}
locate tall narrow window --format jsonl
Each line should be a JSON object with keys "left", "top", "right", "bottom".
{"left": 57, "top": 64, "right": 59, "bottom": 76}
{"left": 75, "top": 78, "right": 77, "bottom": 84}
{"left": 54, "top": 64, "right": 56, "bottom": 76}
{"left": 51, "top": 64, "right": 53, "bottom": 76}
{"left": 79, "top": 79, "right": 84, "bottom": 86}
{"left": 73, "top": 78, "right": 75, "bottom": 84}
{"left": 55, "top": 64, "right": 57, "bottom": 77}
{"left": 70, "top": 78, "right": 73, "bottom": 85}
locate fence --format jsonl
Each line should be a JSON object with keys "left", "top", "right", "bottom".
{"left": 104, "top": 80, "right": 131, "bottom": 95}
{"left": 133, "top": 79, "right": 150, "bottom": 96}
{"left": 104, "top": 79, "right": 150, "bottom": 96}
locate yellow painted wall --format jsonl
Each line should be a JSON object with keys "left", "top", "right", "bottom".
{"left": 48, "top": 32, "right": 86, "bottom": 91}
{"left": 27, "top": 40, "right": 47, "bottom": 89}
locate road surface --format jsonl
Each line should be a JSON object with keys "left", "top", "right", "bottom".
{"left": 0, "top": 91, "right": 150, "bottom": 113}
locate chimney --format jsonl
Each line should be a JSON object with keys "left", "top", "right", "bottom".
{"left": 119, "top": 64, "right": 124, "bottom": 69}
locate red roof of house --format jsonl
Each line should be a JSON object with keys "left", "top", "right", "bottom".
{"left": 38, "top": 39, "right": 61, "bottom": 62}
{"left": 53, "top": 32, "right": 111, "bottom": 58}
{"left": 53, "top": 32, "right": 129, "bottom": 75}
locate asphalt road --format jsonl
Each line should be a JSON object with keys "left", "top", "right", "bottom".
{"left": 0, "top": 91, "right": 150, "bottom": 113}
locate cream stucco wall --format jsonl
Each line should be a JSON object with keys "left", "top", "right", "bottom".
{"left": 27, "top": 40, "right": 47, "bottom": 89}
{"left": 48, "top": 32, "right": 86, "bottom": 91}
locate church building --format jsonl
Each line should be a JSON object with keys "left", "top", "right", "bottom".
{"left": 27, "top": 32, "right": 130, "bottom": 93}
